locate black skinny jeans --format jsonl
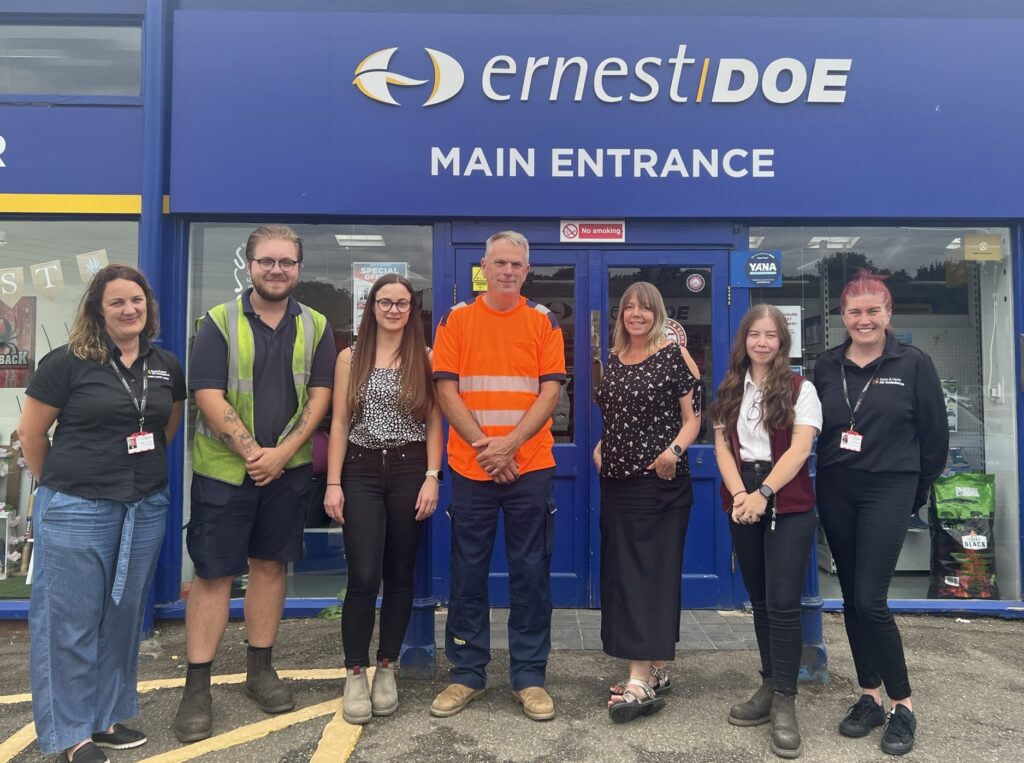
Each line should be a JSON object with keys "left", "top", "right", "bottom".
{"left": 816, "top": 465, "right": 916, "bottom": 700}
{"left": 340, "top": 441, "right": 426, "bottom": 668}
{"left": 730, "top": 462, "right": 816, "bottom": 695}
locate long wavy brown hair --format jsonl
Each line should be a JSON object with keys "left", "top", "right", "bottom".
{"left": 67, "top": 264, "right": 160, "bottom": 364}
{"left": 610, "top": 281, "right": 668, "bottom": 356}
{"left": 710, "top": 304, "right": 795, "bottom": 435}
{"left": 347, "top": 273, "right": 433, "bottom": 421}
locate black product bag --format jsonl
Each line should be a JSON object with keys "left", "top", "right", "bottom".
{"left": 928, "top": 473, "right": 999, "bottom": 599}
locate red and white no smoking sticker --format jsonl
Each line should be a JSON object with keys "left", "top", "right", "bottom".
{"left": 560, "top": 220, "right": 626, "bottom": 243}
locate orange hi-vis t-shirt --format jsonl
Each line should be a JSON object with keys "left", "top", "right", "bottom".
{"left": 433, "top": 295, "right": 566, "bottom": 481}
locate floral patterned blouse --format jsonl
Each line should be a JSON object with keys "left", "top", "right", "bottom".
{"left": 596, "top": 344, "right": 701, "bottom": 479}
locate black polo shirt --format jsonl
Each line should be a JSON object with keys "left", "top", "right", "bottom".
{"left": 26, "top": 336, "right": 187, "bottom": 501}
{"left": 189, "top": 289, "right": 336, "bottom": 447}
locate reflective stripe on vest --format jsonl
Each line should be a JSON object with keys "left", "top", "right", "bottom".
{"left": 193, "top": 296, "right": 326, "bottom": 485}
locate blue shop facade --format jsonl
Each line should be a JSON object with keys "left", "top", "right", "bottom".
{"left": 1, "top": 1, "right": 1022, "bottom": 621}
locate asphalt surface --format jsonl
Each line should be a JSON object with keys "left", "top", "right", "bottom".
{"left": 1, "top": 612, "right": 1022, "bottom": 762}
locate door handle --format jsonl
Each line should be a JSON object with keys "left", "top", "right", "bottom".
{"left": 591, "top": 310, "right": 603, "bottom": 396}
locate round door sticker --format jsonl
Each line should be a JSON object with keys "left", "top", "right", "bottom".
{"left": 686, "top": 273, "right": 706, "bottom": 293}
{"left": 664, "top": 318, "right": 687, "bottom": 347}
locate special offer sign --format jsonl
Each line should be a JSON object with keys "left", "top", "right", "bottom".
{"left": 559, "top": 220, "right": 626, "bottom": 243}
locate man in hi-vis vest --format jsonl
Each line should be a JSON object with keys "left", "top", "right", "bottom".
{"left": 174, "top": 225, "right": 336, "bottom": 743}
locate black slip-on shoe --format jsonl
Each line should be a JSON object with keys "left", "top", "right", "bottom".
{"left": 91, "top": 723, "right": 147, "bottom": 750}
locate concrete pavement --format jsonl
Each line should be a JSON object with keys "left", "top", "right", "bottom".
{"left": 1, "top": 612, "right": 1021, "bottom": 762}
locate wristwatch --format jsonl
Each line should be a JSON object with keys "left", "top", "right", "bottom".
{"left": 425, "top": 469, "right": 444, "bottom": 482}
{"left": 669, "top": 444, "right": 684, "bottom": 459}
{"left": 757, "top": 484, "right": 775, "bottom": 500}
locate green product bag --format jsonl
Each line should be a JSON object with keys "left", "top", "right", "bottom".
{"left": 932, "top": 473, "right": 995, "bottom": 520}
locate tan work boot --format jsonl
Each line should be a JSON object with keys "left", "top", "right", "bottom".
{"left": 513, "top": 686, "right": 555, "bottom": 721}
{"left": 370, "top": 659, "right": 399, "bottom": 717}
{"left": 430, "top": 683, "right": 485, "bottom": 717}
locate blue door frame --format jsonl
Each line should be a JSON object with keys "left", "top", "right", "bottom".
{"left": 431, "top": 244, "right": 738, "bottom": 609}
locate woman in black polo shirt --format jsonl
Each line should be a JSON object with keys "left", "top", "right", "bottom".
{"left": 814, "top": 272, "right": 946, "bottom": 757}
{"left": 17, "top": 265, "right": 185, "bottom": 763}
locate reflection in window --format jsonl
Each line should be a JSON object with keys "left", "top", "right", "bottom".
{"left": 0, "top": 24, "right": 141, "bottom": 96}
{"left": 749, "top": 226, "right": 1018, "bottom": 601}
{"left": 524, "top": 266, "right": 575, "bottom": 443}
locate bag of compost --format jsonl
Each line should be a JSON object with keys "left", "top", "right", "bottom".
{"left": 928, "top": 473, "right": 999, "bottom": 599}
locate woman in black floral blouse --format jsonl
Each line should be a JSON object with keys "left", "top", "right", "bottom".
{"left": 594, "top": 281, "right": 702, "bottom": 723}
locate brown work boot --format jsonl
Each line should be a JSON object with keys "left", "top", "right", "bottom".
{"left": 173, "top": 664, "right": 212, "bottom": 743}
{"left": 244, "top": 645, "right": 295, "bottom": 714}
{"left": 513, "top": 686, "right": 555, "bottom": 721}
{"left": 430, "top": 683, "right": 485, "bottom": 717}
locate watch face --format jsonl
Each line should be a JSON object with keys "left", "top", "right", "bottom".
{"left": 759, "top": 485, "right": 773, "bottom": 499}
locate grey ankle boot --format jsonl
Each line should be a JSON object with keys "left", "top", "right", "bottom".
{"left": 245, "top": 646, "right": 295, "bottom": 714}
{"left": 371, "top": 659, "right": 399, "bottom": 717}
{"left": 770, "top": 692, "right": 803, "bottom": 759}
{"left": 343, "top": 666, "right": 372, "bottom": 724}
{"left": 173, "top": 665, "right": 213, "bottom": 743}
{"left": 728, "top": 676, "right": 773, "bottom": 726}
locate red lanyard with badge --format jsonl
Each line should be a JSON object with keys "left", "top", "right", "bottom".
{"left": 109, "top": 356, "right": 154, "bottom": 454}
{"left": 839, "top": 359, "right": 882, "bottom": 453}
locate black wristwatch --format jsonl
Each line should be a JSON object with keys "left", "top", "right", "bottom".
{"left": 670, "top": 444, "right": 684, "bottom": 459}
{"left": 757, "top": 484, "right": 775, "bottom": 500}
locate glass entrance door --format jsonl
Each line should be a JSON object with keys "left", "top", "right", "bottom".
{"left": 436, "top": 246, "right": 734, "bottom": 608}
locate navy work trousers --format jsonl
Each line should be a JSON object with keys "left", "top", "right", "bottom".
{"left": 445, "top": 468, "right": 555, "bottom": 691}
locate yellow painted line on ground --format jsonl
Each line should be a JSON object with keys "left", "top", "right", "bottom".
{"left": 136, "top": 698, "right": 340, "bottom": 763}
{"left": 1, "top": 669, "right": 358, "bottom": 761}
{"left": 310, "top": 667, "right": 371, "bottom": 763}
{"left": 0, "top": 669, "right": 346, "bottom": 705}
{"left": 0, "top": 720, "right": 36, "bottom": 761}
{"left": 0, "top": 193, "right": 142, "bottom": 214}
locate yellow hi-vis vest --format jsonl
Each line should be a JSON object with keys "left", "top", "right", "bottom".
{"left": 192, "top": 296, "right": 328, "bottom": 485}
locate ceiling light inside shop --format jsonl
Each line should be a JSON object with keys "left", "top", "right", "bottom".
{"left": 335, "top": 234, "right": 385, "bottom": 247}
{"left": 807, "top": 236, "right": 861, "bottom": 249}
{"left": 748, "top": 236, "right": 765, "bottom": 248}
{"left": 946, "top": 237, "right": 962, "bottom": 250}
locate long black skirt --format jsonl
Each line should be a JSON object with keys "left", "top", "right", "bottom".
{"left": 600, "top": 471, "right": 693, "bottom": 661}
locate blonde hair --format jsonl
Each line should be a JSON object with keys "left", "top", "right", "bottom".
{"left": 610, "top": 281, "right": 668, "bottom": 356}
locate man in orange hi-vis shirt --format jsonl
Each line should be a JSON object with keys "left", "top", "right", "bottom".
{"left": 429, "top": 231, "right": 566, "bottom": 722}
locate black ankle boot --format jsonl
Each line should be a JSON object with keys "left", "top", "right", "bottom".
{"left": 245, "top": 645, "right": 295, "bottom": 714}
{"left": 770, "top": 692, "right": 803, "bottom": 759}
{"left": 728, "top": 676, "right": 773, "bottom": 726}
{"left": 173, "top": 664, "right": 213, "bottom": 743}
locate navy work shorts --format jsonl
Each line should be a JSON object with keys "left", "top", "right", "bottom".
{"left": 186, "top": 465, "right": 312, "bottom": 579}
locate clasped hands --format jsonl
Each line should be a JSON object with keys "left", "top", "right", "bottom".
{"left": 730, "top": 490, "right": 768, "bottom": 525}
{"left": 245, "top": 446, "right": 290, "bottom": 486}
{"left": 473, "top": 433, "right": 520, "bottom": 484}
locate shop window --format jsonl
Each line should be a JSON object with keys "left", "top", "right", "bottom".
{"left": 749, "top": 226, "right": 1019, "bottom": 601}
{"left": 0, "top": 220, "right": 139, "bottom": 593}
{"left": 0, "top": 23, "right": 142, "bottom": 96}
{"left": 185, "top": 222, "right": 433, "bottom": 599}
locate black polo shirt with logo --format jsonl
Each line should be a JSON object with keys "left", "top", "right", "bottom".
{"left": 188, "top": 289, "right": 336, "bottom": 448}
{"left": 26, "top": 336, "right": 187, "bottom": 501}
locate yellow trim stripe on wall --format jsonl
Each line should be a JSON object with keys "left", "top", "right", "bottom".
{"left": 0, "top": 193, "right": 142, "bottom": 214}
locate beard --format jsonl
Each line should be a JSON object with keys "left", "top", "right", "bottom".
{"left": 251, "top": 277, "right": 295, "bottom": 303}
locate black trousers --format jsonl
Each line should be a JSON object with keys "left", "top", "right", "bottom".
{"left": 729, "top": 463, "right": 816, "bottom": 695}
{"left": 817, "top": 465, "right": 917, "bottom": 700}
{"left": 340, "top": 441, "right": 426, "bottom": 668}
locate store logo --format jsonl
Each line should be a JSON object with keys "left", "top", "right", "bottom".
{"left": 353, "top": 47, "right": 464, "bottom": 106}
{"left": 746, "top": 251, "right": 779, "bottom": 286}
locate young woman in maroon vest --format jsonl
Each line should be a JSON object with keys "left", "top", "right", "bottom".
{"left": 710, "top": 305, "right": 822, "bottom": 759}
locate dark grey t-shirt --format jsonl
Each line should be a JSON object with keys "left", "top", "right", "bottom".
{"left": 189, "top": 290, "right": 336, "bottom": 447}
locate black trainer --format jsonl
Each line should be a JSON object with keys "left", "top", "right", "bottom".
{"left": 881, "top": 705, "right": 917, "bottom": 755}
{"left": 68, "top": 742, "right": 109, "bottom": 763}
{"left": 838, "top": 695, "right": 886, "bottom": 737}
{"left": 92, "top": 723, "right": 147, "bottom": 750}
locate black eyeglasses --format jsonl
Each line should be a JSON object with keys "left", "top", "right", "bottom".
{"left": 376, "top": 298, "right": 412, "bottom": 313}
{"left": 746, "top": 388, "right": 764, "bottom": 422}
{"left": 252, "top": 258, "right": 300, "bottom": 272}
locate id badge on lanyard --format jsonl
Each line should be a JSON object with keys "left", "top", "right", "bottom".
{"left": 110, "top": 357, "right": 155, "bottom": 454}
{"left": 839, "top": 359, "right": 882, "bottom": 455}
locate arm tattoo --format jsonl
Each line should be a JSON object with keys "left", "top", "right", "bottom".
{"left": 223, "top": 407, "right": 240, "bottom": 424}
{"left": 280, "top": 403, "right": 313, "bottom": 445}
